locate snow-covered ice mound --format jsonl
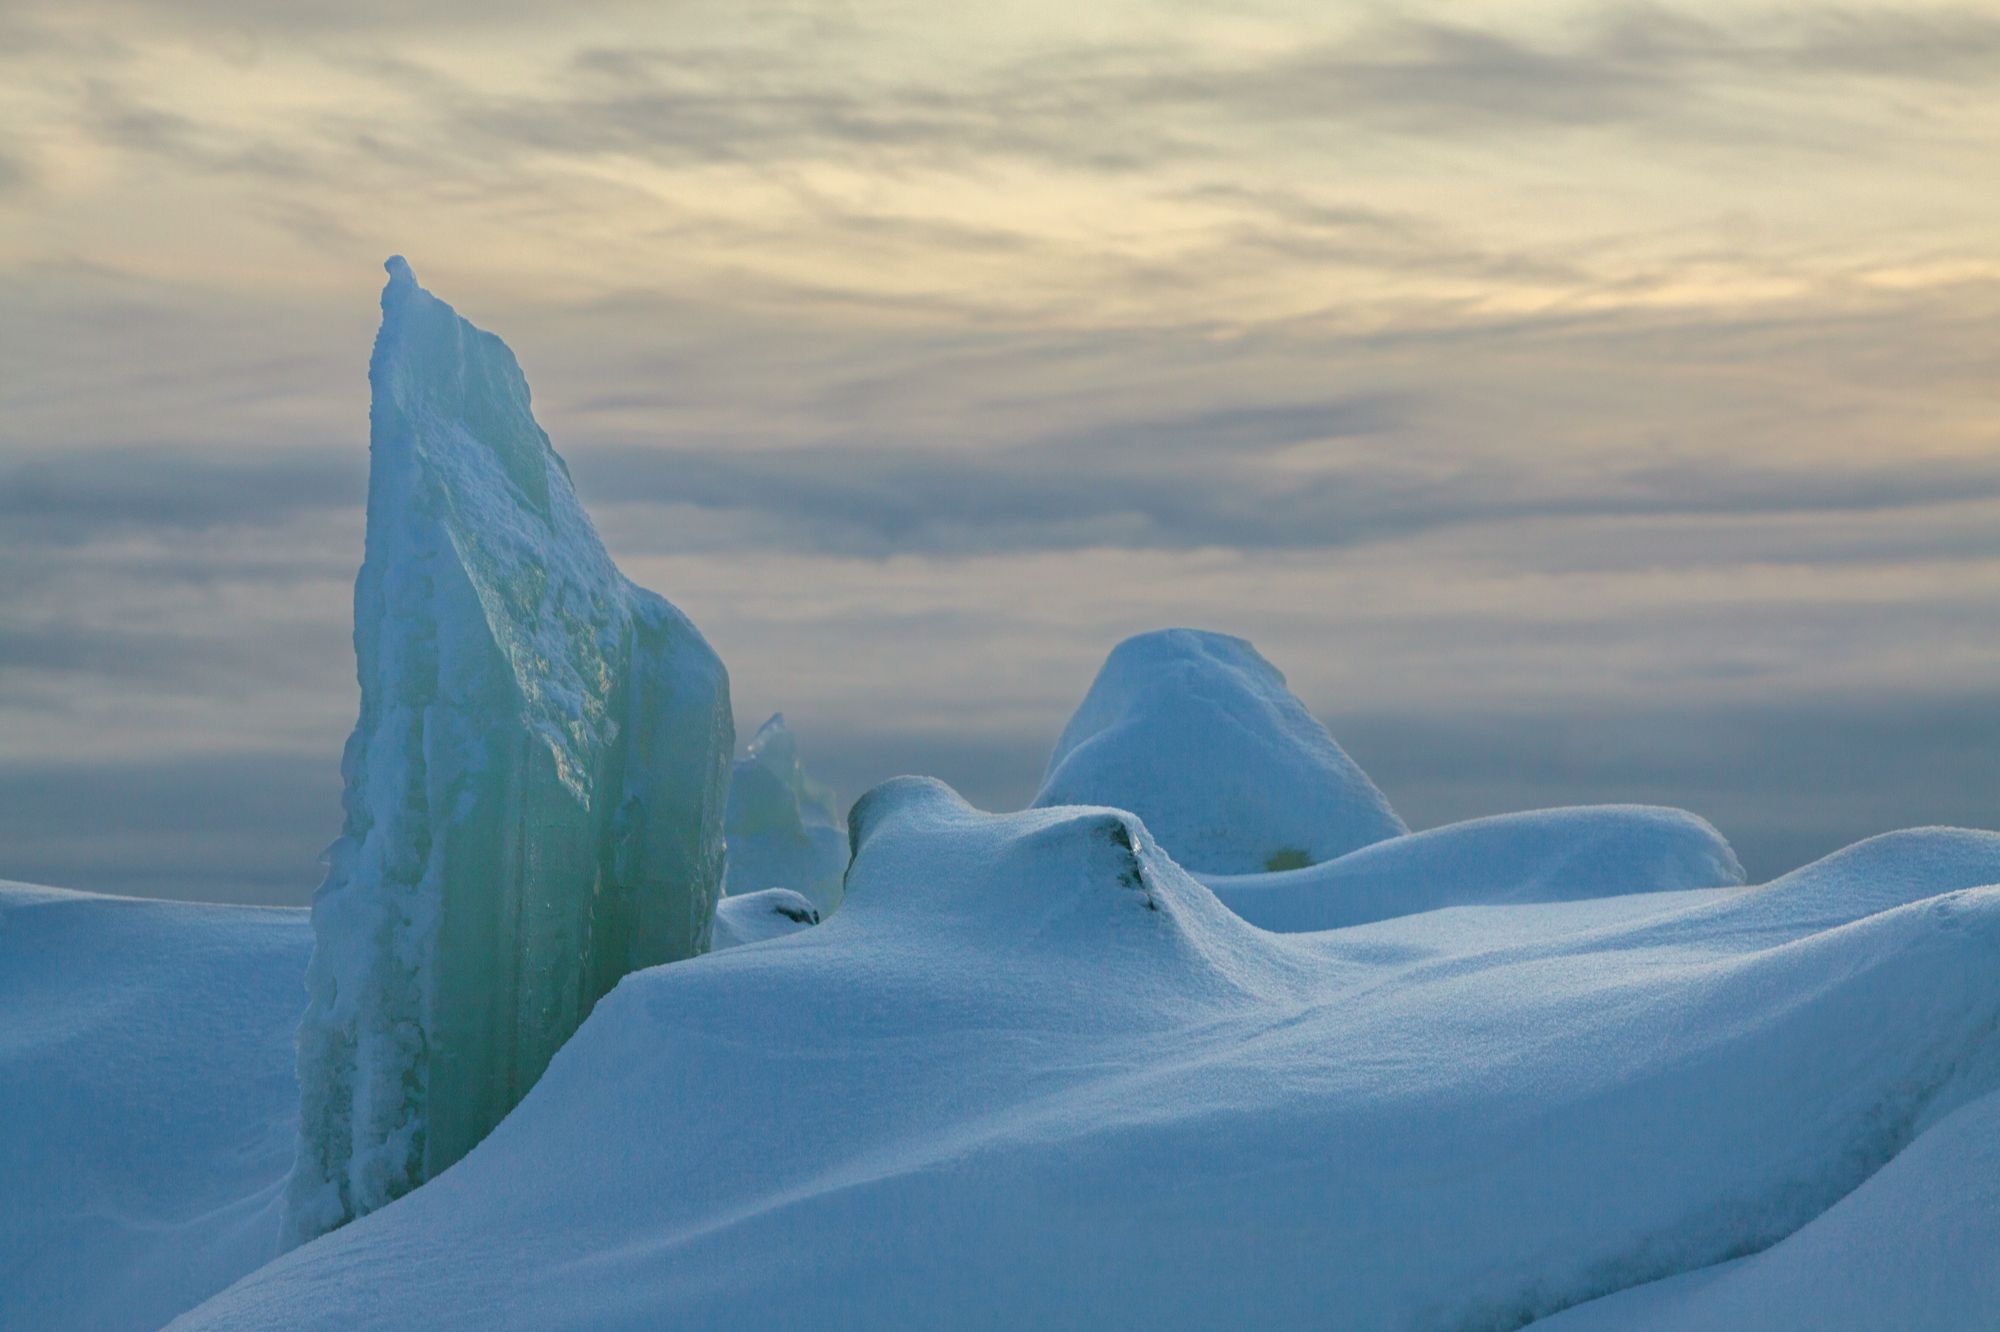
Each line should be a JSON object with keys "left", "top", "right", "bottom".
{"left": 725, "top": 713, "right": 849, "bottom": 915}
{"left": 0, "top": 883, "right": 308, "bottom": 1332}
{"left": 711, "top": 887, "right": 821, "bottom": 949}
{"left": 1205, "top": 804, "right": 1745, "bottom": 932}
{"left": 1035, "top": 629, "right": 1406, "bottom": 874}
{"left": 175, "top": 813, "right": 2000, "bottom": 1331}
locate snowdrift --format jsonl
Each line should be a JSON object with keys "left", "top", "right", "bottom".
{"left": 1204, "top": 804, "right": 1745, "bottom": 932}
{"left": 171, "top": 814, "right": 2000, "bottom": 1331}
{"left": 0, "top": 884, "right": 309, "bottom": 1332}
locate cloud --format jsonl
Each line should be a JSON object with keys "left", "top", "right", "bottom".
{"left": 1336, "top": 686, "right": 2000, "bottom": 881}
{"left": 0, "top": 447, "right": 363, "bottom": 542}
{"left": 0, "top": 753, "right": 339, "bottom": 904}
{"left": 2, "top": 0, "right": 1996, "bottom": 907}
{"left": 308, "top": 5, "right": 2000, "bottom": 184}
{"left": 9, "top": 406, "right": 1999, "bottom": 564}
{"left": 568, "top": 434, "right": 2000, "bottom": 558}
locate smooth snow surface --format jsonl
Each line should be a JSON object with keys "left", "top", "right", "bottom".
{"left": 710, "top": 887, "right": 821, "bottom": 949}
{"left": 724, "top": 713, "right": 849, "bottom": 914}
{"left": 1034, "top": 628, "right": 1405, "bottom": 873}
{"left": 1542, "top": 1086, "right": 2000, "bottom": 1330}
{"left": 178, "top": 813, "right": 2000, "bottom": 1331}
{"left": 286, "top": 258, "right": 733, "bottom": 1246}
{"left": 1205, "top": 804, "right": 1745, "bottom": 932}
{"left": 0, "top": 883, "right": 308, "bottom": 1332}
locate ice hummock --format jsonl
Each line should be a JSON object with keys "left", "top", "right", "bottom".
{"left": 282, "top": 259, "right": 734, "bottom": 1247}
{"left": 1034, "top": 628, "right": 1405, "bottom": 874}
{"left": 723, "top": 713, "right": 849, "bottom": 915}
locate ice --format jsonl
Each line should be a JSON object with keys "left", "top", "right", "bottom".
{"left": 282, "top": 259, "right": 734, "bottom": 1247}
{"left": 1203, "top": 804, "right": 1745, "bottom": 931}
{"left": 1033, "top": 628, "right": 1405, "bottom": 874}
{"left": 711, "top": 888, "right": 821, "bottom": 950}
{"left": 723, "top": 713, "right": 849, "bottom": 914}
{"left": 175, "top": 803, "right": 2000, "bottom": 1331}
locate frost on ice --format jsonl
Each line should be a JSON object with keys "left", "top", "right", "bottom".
{"left": 1034, "top": 628, "right": 1405, "bottom": 874}
{"left": 283, "top": 258, "right": 734, "bottom": 1247}
{"left": 724, "top": 713, "right": 849, "bottom": 915}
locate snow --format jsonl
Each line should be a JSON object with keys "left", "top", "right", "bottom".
{"left": 1034, "top": 628, "right": 1406, "bottom": 874}
{"left": 0, "top": 883, "right": 308, "bottom": 1332}
{"left": 1203, "top": 804, "right": 1745, "bottom": 932}
{"left": 724, "top": 713, "right": 849, "bottom": 915}
{"left": 1541, "top": 1086, "right": 2000, "bottom": 1330}
{"left": 171, "top": 806, "right": 2000, "bottom": 1331}
{"left": 285, "top": 259, "right": 733, "bottom": 1246}
{"left": 710, "top": 888, "right": 822, "bottom": 950}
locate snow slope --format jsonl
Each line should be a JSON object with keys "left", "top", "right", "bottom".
{"left": 1541, "top": 1085, "right": 2000, "bottom": 1330}
{"left": 0, "top": 883, "right": 308, "bottom": 1332}
{"left": 1034, "top": 628, "right": 1406, "bottom": 873}
{"left": 1204, "top": 804, "right": 1745, "bottom": 932}
{"left": 176, "top": 810, "right": 2000, "bottom": 1331}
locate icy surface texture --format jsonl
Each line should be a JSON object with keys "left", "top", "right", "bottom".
{"left": 711, "top": 888, "right": 821, "bottom": 950}
{"left": 180, "top": 813, "right": 2000, "bottom": 1331}
{"left": 282, "top": 259, "right": 733, "bottom": 1247}
{"left": 0, "top": 883, "right": 309, "bottom": 1332}
{"left": 1205, "top": 804, "right": 1745, "bottom": 932}
{"left": 724, "top": 713, "right": 849, "bottom": 914}
{"left": 1034, "top": 628, "right": 1405, "bottom": 874}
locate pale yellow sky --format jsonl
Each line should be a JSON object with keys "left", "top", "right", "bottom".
{"left": 1, "top": 0, "right": 1997, "bottom": 898}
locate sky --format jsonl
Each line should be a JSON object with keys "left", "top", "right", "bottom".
{"left": 1, "top": 0, "right": 1996, "bottom": 903}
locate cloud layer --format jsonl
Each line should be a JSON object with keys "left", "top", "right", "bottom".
{"left": 2, "top": 1, "right": 1996, "bottom": 900}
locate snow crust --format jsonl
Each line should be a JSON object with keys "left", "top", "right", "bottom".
{"left": 1204, "top": 804, "right": 1745, "bottom": 931}
{"left": 724, "top": 713, "right": 849, "bottom": 914}
{"left": 175, "top": 814, "right": 2000, "bottom": 1331}
{"left": 0, "top": 883, "right": 309, "bottom": 1332}
{"left": 284, "top": 259, "right": 733, "bottom": 1246}
{"left": 1034, "top": 628, "right": 1406, "bottom": 873}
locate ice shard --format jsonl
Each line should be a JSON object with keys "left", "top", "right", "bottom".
{"left": 283, "top": 258, "right": 733, "bottom": 1246}
{"left": 723, "top": 713, "right": 849, "bottom": 915}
